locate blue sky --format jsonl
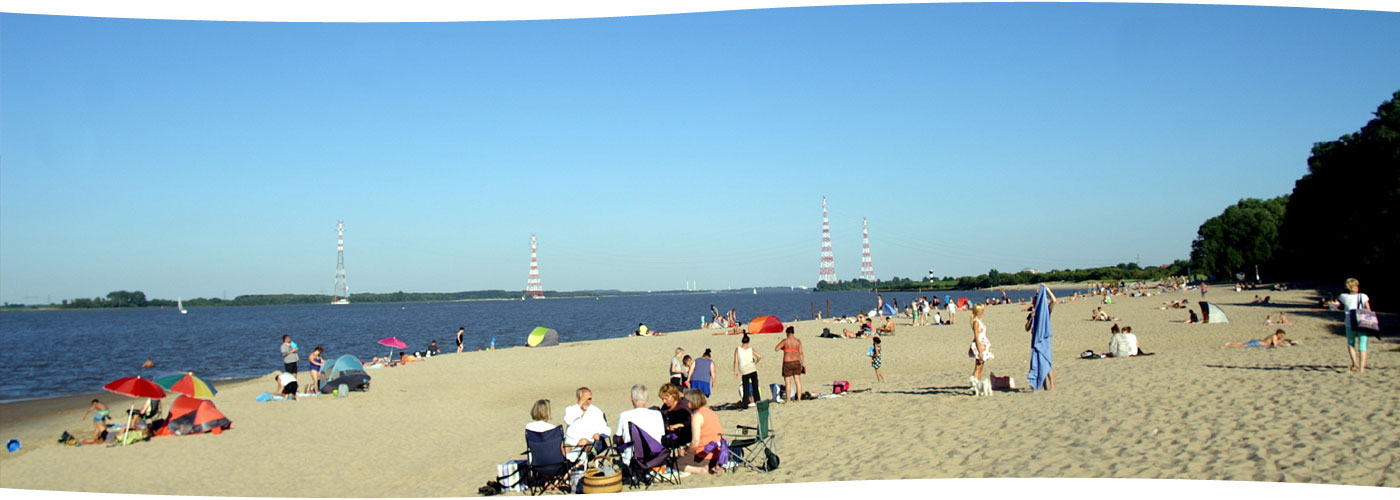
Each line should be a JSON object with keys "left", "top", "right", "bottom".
{"left": 2, "top": 4, "right": 1398, "bottom": 303}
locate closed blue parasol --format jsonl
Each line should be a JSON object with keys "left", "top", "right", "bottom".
{"left": 1027, "top": 285, "right": 1054, "bottom": 391}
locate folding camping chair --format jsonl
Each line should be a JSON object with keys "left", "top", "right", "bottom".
{"left": 520, "top": 426, "right": 584, "bottom": 495}
{"left": 719, "top": 400, "right": 779, "bottom": 472}
{"left": 623, "top": 422, "right": 681, "bottom": 488}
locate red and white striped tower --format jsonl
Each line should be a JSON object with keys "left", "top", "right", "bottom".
{"left": 332, "top": 220, "right": 349, "bottom": 304}
{"left": 818, "top": 196, "right": 837, "bottom": 284}
{"left": 525, "top": 234, "right": 544, "bottom": 297}
{"left": 859, "top": 217, "right": 876, "bottom": 281}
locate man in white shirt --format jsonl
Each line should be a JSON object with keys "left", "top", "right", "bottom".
{"left": 614, "top": 384, "right": 665, "bottom": 462}
{"left": 563, "top": 387, "right": 610, "bottom": 458}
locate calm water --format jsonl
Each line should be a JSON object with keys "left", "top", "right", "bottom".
{"left": 0, "top": 288, "right": 1078, "bottom": 402}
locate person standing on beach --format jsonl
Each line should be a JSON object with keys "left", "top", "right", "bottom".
{"left": 870, "top": 337, "right": 885, "bottom": 383}
{"left": 307, "top": 346, "right": 324, "bottom": 395}
{"left": 775, "top": 326, "right": 805, "bottom": 402}
{"left": 82, "top": 399, "right": 110, "bottom": 440}
{"left": 280, "top": 335, "right": 298, "bottom": 378}
{"left": 670, "top": 348, "right": 688, "bottom": 387}
{"left": 1340, "top": 278, "right": 1373, "bottom": 373}
{"left": 969, "top": 304, "right": 993, "bottom": 396}
{"left": 946, "top": 296, "right": 957, "bottom": 325}
{"left": 456, "top": 327, "right": 465, "bottom": 353}
{"left": 688, "top": 349, "right": 717, "bottom": 397}
{"left": 876, "top": 294, "right": 885, "bottom": 316}
{"left": 733, "top": 335, "right": 761, "bottom": 407}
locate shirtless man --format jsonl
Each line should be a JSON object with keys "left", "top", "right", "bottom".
{"left": 878, "top": 317, "right": 896, "bottom": 334}
{"left": 456, "top": 326, "right": 466, "bottom": 353}
{"left": 774, "top": 327, "right": 805, "bottom": 401}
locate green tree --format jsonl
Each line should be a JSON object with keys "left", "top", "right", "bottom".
{"left": 1278, "top": 90, "right": 1400, "bottom": 290}
{"left": 1189, "top": 196, "right": 1288, "bottom": 280}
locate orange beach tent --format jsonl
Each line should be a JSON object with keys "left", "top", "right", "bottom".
{"left": 155, "top": 395, "right": 232, "bottom": 436}
{"left": 747, "top": 316, "right": 784, "bottom": 334}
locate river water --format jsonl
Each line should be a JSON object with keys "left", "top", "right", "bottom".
{"left": 0, "top": 288, "right": 1079, "bottom": 401}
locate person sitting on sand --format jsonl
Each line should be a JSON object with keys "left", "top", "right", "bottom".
{"left": 877, "top": 317, "right": 896, "bottom": 334}
{"left": 1108, "top": 324, "right": 1138, "bottom": 358}
{"left": 842, "top": 319, "right": 873, "bottom": 338}
{"left": 1222, "top": 329, "right": 1293, "bottom": 349}
{"left": 425, "top": 341, "right": 441, "bottom": 355}
{"left": 1277, "top": 312, "right": 1293, "bottom": 326}
{"left": 679, "top": 389, "right": 724, "bottom": 475}
{"left": 1187, "top": 309, "right": 1200, "bottom": 323}
{"left": 1263, "top": 315, "right": 1274, "bottom": 325}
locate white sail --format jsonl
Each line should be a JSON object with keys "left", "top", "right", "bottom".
{"left": 178, "top": 297, "right": 187, "bottom": 314}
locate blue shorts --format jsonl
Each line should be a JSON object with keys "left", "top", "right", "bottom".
{"left": 691, "top": 380, "right": 711, "bottom": 397}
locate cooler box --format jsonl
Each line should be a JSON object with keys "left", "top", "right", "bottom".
{"left": 832, "top": 380, "right": 850, "bottom": 394}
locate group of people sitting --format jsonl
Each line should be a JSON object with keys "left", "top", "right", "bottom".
{"left": 1249, "top": 295, "right": 1273, "bottom": 304}
{"left": 1262, "top": 313, "right": 1293, "bottom": 326}
{"left": 840, "top": 316, "right": 895, "bottom": 338}
{"left": 526, "top": 383, "right": 727, "bottom": 478}
{"left": 1090, "top": 307, "right": 1119, "bottom": 322}
{"left": 705, "top": 306, "right": 739, "bottom": 329}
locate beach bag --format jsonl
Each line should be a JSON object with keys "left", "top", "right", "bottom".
{"left": 495, "top": 460, "right": 526, "bottom": 493}
{"left": 1351, "top": 309, "right": 1379, "bottom": 331}
{"left": 832, "top": 381, "right": 850, "bottom": 394}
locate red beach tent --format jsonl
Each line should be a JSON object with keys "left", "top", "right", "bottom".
{"left": 156, "top": 395, "right": 232, "bottom": 436}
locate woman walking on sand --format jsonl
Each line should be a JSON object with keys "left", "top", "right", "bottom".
{"left": 968, "top": 304, "right": 993, "bottom": 396}
{"left": 1340, "top": 278, "right": 1373, "bottom": 373}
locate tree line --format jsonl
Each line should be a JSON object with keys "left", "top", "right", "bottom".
{"left": 1190, "top": 90, "right": 1398, "bottom": 292}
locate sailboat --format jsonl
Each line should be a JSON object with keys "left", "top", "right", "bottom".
{"left": 752, "top": 288, "right": 757, "bottom": 295}
{"left": 178, "top": 297, "right": 188, "bottom": 314}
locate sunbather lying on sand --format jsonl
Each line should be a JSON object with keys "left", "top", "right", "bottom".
{"left": 1222, "top": 329, "right": 1293, "bottom": 349}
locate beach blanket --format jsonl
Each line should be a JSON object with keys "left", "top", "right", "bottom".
{"left": 1027, "top": 285, "right": 1054, "bottom": 391}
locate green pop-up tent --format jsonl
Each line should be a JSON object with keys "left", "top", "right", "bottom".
{"left": 526, "top": 327, "right": 559, "bottom": 347}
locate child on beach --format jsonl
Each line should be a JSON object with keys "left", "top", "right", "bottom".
{"left": 82, "top": 399, "right": 110, "bottom": 439}
{"left": 681, "top": 355, "right": 694, "bottom": 388}
{"left": 870, "top": 337, "right": 885, "bottom": 383}
{"left": 968, "top": 304, "right": 993, "bottom": 396}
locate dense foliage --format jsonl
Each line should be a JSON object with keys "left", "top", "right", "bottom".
{"left": 1275, "top": 90, "right": 1400, "bottom": 289}
{"left": 1189, "top": 196, "right": 1288, "bottom": 280}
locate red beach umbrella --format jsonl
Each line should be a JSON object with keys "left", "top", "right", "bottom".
{"left": 103, "top": 376, "right": 167, "bottom": 399}
{"left": 102, "top": 376, "right": 166, "bottom": 446}
{"left": 747, "top": 316, "right": 785, "bottom": 334}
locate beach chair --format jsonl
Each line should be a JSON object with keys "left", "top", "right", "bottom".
{"left": 521, "top": 426, "right": 582, "bottom": 495}
{"left": 720, "top": 400, "right": 779, "bottom": 472}
{"left": 623, "top": 422, "right": 681, "bottom": 489}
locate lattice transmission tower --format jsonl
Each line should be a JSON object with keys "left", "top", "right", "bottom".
{"left": 859, "top": 217, "right": 876, "bottom": 281}
{"left": 525, "top": 234, "right": 544, "bottom": 297}
{"left": 332, "top": 220, "right": 349, "bottom": 304}
{"left": 818, "top": 196, "right": 837, "bottom": 284}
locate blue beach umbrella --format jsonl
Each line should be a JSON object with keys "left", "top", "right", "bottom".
{"left": 1027, "top": 285, "right": 1054, "bottom": 391}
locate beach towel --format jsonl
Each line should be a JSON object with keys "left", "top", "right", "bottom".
{"left": 1027, "top": 285, "right": 1054, "bottom": 391}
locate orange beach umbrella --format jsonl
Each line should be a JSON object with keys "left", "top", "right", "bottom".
{"left": 747, "top": 316, "right": 784, "bottom": 334}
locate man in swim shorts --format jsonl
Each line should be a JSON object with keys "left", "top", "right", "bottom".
{"left": 83, "top": 399, "right": 110, "bottom": 439}
{"left": 775, "top": 326, "right": 805, "bottom": 401}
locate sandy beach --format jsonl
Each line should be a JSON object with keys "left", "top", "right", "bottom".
{"left": 1, "top": 287, "right": 1395, "bottom": 496}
